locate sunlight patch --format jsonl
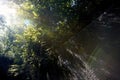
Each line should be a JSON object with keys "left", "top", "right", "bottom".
{"left": 0, "top": 1, "right": 18, "bottom": 26}
{"left": 24, "top": 19, "right": 30, "bottom": 26}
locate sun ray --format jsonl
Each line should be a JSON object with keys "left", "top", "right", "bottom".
{"left": 0, "top": 1, "right": 18, "bottom": 26}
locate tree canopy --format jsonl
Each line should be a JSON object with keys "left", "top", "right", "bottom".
{"left": 0, "top": 0, "right": 119, "bottom": 80}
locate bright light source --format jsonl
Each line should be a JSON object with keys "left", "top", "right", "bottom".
{"left": 0, "top": 1, "right": 17, "bottom": 25}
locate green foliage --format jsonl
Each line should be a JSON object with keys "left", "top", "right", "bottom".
{"left": 0, "top": 0, "right": 115, "bottom": 80}
{"left": 24, "top": 26, "right": 41, "bottom": 42}
{"left": 0, "top": 42, "right": 4, "bottom": 53}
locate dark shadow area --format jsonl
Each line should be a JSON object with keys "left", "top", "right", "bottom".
{"left": 0, "top": 55, "right": 13, "bottom": 80}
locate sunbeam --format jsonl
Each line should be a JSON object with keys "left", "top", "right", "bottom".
{"left": 0, "top": 1, "right": 18, "bottom": 26}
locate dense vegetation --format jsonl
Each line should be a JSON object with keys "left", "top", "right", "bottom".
{"left": 0, "top": 0, "right": 119, "bottom": 80}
